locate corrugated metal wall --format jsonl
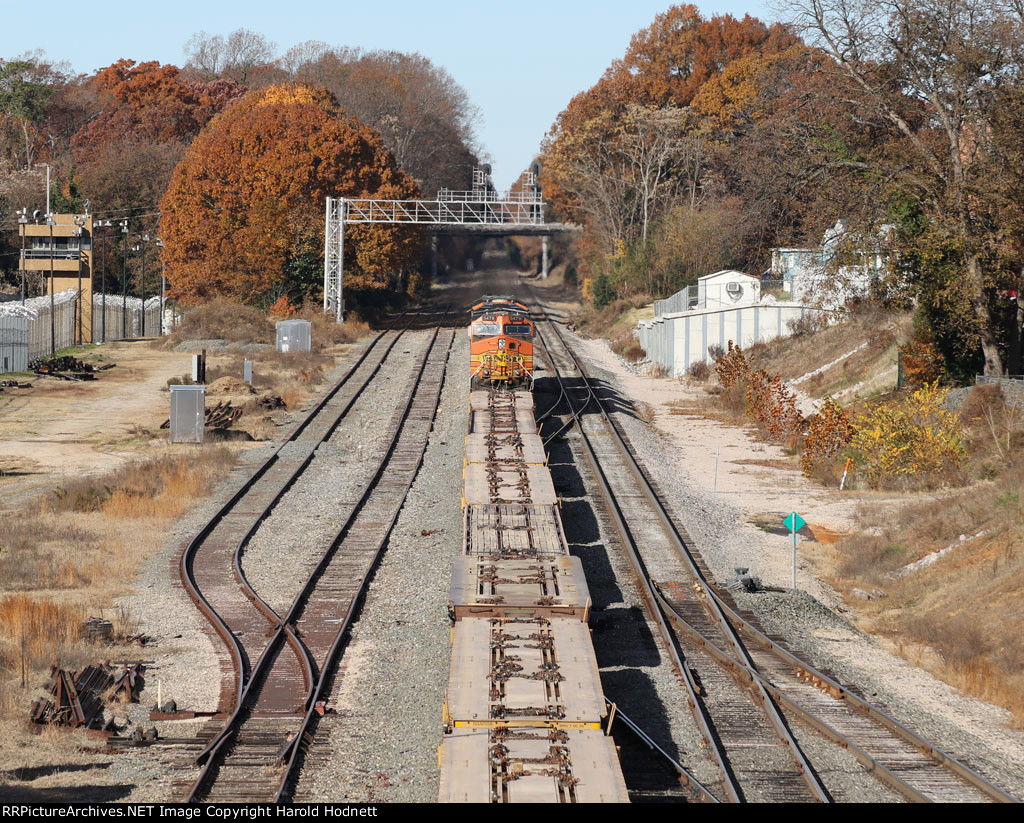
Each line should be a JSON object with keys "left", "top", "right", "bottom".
{"left": 0, "top": 315, "right": 29, "bottom": 373}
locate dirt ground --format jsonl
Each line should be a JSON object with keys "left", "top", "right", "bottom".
{"left": 0, "top": 343, "right": 192, "bottom": 497}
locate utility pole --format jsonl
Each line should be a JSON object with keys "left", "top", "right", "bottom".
{"left": 17, "top": 208, "right": 27, "bottom": 304}
{"left": 47, "top": 213, "right": 56, "bottom": 355}
{"left": 140, "top": 234, "right": 149, "bottom": 337}
{"left": 73, "top": 215, "right": 87, "bottom": 345}
{"left": 98, "top": 220, "right": 111, "bottom": 342}
{"left": 120, "top": 220, "right": 129, "bottom": 338}
{"left": 156, "top": 237, "right": 165, "bottom": 335}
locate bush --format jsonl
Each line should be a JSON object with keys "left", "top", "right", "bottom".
{"left": 713, "top": 342, "right": 804, "bottom": 440}
{"left": 745, "top": 369, "right": 804, "bottom": 442}
{"left": 687, "top": 360, "right": 710, "bottom": 381}
{"left": 801, "top": 397, "right": 853, "bottom": 477}
{"left": 592, "top": 273, "right": 617, "bottom": 310}
{"left": 168, "top": 298, "right": 274, "bottom": 346}
{"left": 899, "top": 337, "right": 943, "bottom": 387}
{"left": 714, "top": 341, "right": 748, "bottom": 389}
{"left": 849, "top": 382, "right": 966, "bottom": 488}
{"left": 610, "top": 333, "right": 646, "bottom": 363}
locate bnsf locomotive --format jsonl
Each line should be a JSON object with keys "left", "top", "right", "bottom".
{"left": 468, "top": 295, "right": 534, "bottom": 388}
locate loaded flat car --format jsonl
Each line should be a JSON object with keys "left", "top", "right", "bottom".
{"left": 439, "top": 364, "right": 629, "bottom": 803}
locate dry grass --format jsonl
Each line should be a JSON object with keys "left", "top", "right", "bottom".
{"left": 825, "top": 454, "right": 1024, "bottom": 725}
{"left": 301, "top": 308, "right": 370, "bottom": 346}
{"left": 633, "top": 400, "right": 657, "bottom": 425}
{"left": 610, "top": 333, "right": 646, "bottom": 363}
{"left": 687, "top": 360, "right": 711, "bottom": 382}
{"left": 743, "top": 305, "right": 911, "bottom": 397}
{"left": 0, "top": 449, "right": 238, "bottom": 720}
{"left": 166, "top": 298, "right": 274, "bottom": 346}
{"left": 573, "top": 294, "right": 654, "bottom": 340}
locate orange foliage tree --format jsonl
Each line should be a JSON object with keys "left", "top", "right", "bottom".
{"left": 72, "top": 59, "right": 243, "bottom": 153}
{"left": 159, "top": 84, "right": 421, "bottom": 305}
{"left": 540, "top": 4, "right": 801, "bottom": 295}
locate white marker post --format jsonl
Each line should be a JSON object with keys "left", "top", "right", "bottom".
{"left": 783, "top": 511, "right": 806, "bottom": 591}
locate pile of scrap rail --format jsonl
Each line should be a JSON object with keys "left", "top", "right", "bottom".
{"left": 30, "top": 662, "right": 143, "bottom": 732}
{"left": 30, "top": 356, "right": 115, "bottom": 381}
{"left": 159, "top": 400, "right": 243, "bottom": 431}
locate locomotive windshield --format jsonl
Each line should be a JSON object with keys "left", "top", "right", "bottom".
{"left": 472, "top": 323, "right": 501, "bottom": 338}
{"left": 503, "top": 323, "right": 532, "bottom": 337}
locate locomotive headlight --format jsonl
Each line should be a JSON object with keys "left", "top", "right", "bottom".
{"left": 498, "top": 338, "right": 506, "bottom": 349}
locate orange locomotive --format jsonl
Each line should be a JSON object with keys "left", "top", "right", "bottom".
{"left": 468, "top": 295, "right": 534, "bottom": 388}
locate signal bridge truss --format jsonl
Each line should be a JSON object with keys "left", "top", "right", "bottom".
{"left": 323, "top": 170, "right": 578, "bottom": 319}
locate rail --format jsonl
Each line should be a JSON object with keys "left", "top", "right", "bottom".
{"left": 184, "top": 307, "right": 454, "bottom": 802}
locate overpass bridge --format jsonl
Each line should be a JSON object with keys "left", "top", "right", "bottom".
{"left": 323, "top": 169, "right": 579, "bottom": 318}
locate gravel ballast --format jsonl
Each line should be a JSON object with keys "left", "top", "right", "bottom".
{"left": 293, "top": 331, "right": 469, "bottom": 803}
{"left": 243, "top": 330, "right": 436, "bottom": 614}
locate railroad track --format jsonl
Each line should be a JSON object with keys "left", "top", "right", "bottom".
{"left": 176, "top": 309, "right": 454, "bottom": 802}
{"left": 531, "top": 305, "right": 1019, "bottom": 804}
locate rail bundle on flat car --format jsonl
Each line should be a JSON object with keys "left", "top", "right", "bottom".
{"left": 439, "top": 297, "right": 628, "bottom": 803}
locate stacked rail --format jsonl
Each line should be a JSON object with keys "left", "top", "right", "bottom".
{"left": 439, "top": 387, "right": 629, "bottom": 803}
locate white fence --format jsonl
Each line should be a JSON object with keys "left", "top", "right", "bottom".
{"left": 0, "top": 291, "right": 174, "bottom": 373}
{"left": 637, "top": 301, "right": 840, "bottom": 377}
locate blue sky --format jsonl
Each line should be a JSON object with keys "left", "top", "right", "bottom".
{"left": 0, "top": 1, "right": 777, "bottom": 191}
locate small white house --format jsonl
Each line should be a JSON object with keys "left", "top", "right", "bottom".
{"left": 697, "top": 270, "right": 761, "bottom": 309}
{"left": 771, "top": 220, "right": 893, "bottom": 307}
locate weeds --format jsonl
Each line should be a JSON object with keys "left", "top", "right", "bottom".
{"left": 0, "top": 450, "right": 238, "bottom": 708}
{"left": 166, "top": 298, "right": 274, "bottom": 347}
{"left": 687, "top": 360, "right": 710, "bottom": 381}
{"left": 801, "top": 397, "right": 853, "bottom": 480}
{"left": 712, "top": 343, "right": 804, "bottom": 443}
{"left": 848, "top": 383, "right": 965, "bottom": 489}
{"left": 610, "top": 333, "right": 646, "bottom": 363}
{"left": 830, "top": 456, "right": 1024, "bottom": 725}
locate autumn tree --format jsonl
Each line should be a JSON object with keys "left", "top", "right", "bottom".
{"left": 691, "top": 43, "right": 882, "bottom": 268}
{"left": 545, "top": 105, "right": 698, "bottom": 249}
{"left": 541, "top": 4, "right": 804, "bottom": 303}
{"left": 608, "top": 4, "right": 798, "bottom": 108}
{"left": 73, "top": 60, "right": 243, "bottom": 153}
{"left": 0, "top": 54, "right": 68, "bottom": 169}
{"left": 183, "top": 29, "right": 279, "bottom": 86}
{"left": 787, "top": 0, "right": 1024, "bottom": 375}
{"left": 68, "top": 60, "right": 244, "bottom": 219}
{"left": 284, "top": 47, "right": 479, "bottom": 196}
{"left": 159, "top": 84, "right": 421, "bottom": 306}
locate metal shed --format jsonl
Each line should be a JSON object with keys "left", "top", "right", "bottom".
{"left": 276, "top": 319, "right": 311, "bottom": 353}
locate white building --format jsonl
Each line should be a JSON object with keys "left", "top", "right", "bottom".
{"left": 771, "top": 220, "right": 893, "bottom": 307}
{"left": 640, "top": 269, "right": 837, "bottom": 376}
